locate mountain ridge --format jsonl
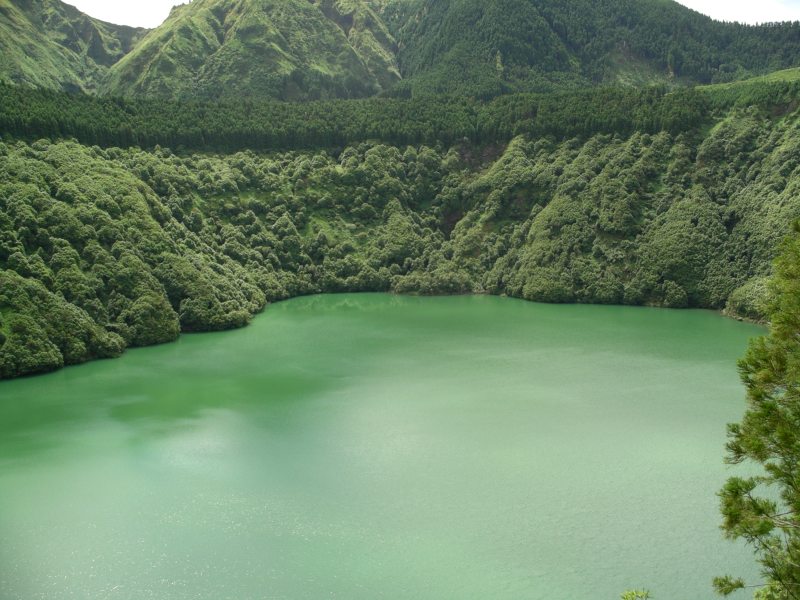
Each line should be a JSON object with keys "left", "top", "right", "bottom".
{"left": 102, "top": 0, "right": 401, "bottom": 100}
{"left": 384, "top": 0, "right": 800, "bottom": 97}
{"left": 0, "top": 0, "right": 147, "bottom": 92}
{"left": 4, "top": 0, "right": 800, "bottom": 100}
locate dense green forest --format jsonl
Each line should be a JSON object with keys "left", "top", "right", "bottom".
{"left": 104, "top": 0, "right": 800, "bottom": 100}
{"left": 0, "top": 83, "right": 713, "bottom": 151}
{"left": 4, "top": 0, "right": 800, "bottom": 101}
{"left": 2, "top": 87, "right": 799, "bottom": 377}
{"left": 385, "top": 0, "right": 800, "bottom": 97}
{"left": 3, "top": 73, "right": 800, "bottom": 154}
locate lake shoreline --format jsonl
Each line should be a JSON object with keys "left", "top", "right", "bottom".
{"left": 0, "top": 290, "right": 766, "bottom": 382}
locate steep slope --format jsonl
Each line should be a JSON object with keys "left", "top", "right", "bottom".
{"left": 6, "top": 0, "right": 800, "bottom": 101}
{"left": 103, "top": 0, "right": 400, "bottom": 101}
{"left": 0, "top": 0, "right": 146, "bottom": 92}
{"left": 380, "top": 0, "right": 800, "bottom": 97}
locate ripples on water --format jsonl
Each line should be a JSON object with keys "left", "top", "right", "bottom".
{"left": 0, "top": 294, "right": 763, "bottom": 599}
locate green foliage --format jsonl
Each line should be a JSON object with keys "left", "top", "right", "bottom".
{"left": 1, "top": 92, "right": 799, "bottom": 378}
{"left": 713, "top": 576, "right": 749, "bottom": 596}
{"left": 0, "top": 270, "right": 124, "bottom": 378}
{"left": 0, "top": 313, "right": 63, "bottom": 377}
{"left": 103, "top": 0, "right": 400, "bottom": 101}
{"left": 383, "top": 0, "right": 800, "bottom": 98}
{"left": 726, "top": 277, "right": 770, "bottom": 322}
{"left": 0, "top": 0, "right": 145, "bottom": 93}
{"left": 620, "top": 591, "right": 651, "bottom": 600}
{"left": 701, "top": 69, "right": 800, "bottom": 112}
{"left": 5, "top": 72, "right": 799, "bottom": 156}
{"left": 5, "top": 0, "right": 800, "bottom": 102}
{"left": 118, "top": 292, "right": 180, "bottom": 347}
{"left": 717, "top": 223, "right": 800, "bottom": 597}
{"left": 754, "top": 584, "right": 787, "bottom": 600}
{"left": 0, "top": 82, "right": 736, "bottom": 153}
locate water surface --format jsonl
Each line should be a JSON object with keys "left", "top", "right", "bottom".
{"left": 0, "top": 294, "right": 763, "bottom": 599}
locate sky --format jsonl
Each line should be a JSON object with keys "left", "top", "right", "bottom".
{"left": 65, "top": 0, "right": 800, "bottom": 28}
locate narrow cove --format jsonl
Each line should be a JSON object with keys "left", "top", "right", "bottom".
{"left": 0, "top": 294, "right": 763, "bottom": 599}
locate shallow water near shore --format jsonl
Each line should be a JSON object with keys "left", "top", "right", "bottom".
{"left": 0, "top": 294, "right": 763, "bottom": 599}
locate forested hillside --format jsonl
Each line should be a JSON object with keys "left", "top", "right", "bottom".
{"left": 0, "top": 2, "right": 799, "bottom": 381}
{"left": 383, "top": 0, "right": 800, "bottom": 97}
{"left": 2, "top": 86, "right": 800, "bottom": 377}
{"left": 3, "top": 0, "right": 800, "bottom": 100}
{"left": 0, "top": 0, "right": 146, "bottom": 93}
{"left": 103, "top": 0, "right": 401, "bottom": 101}
{"left": 0, "top": 83, "right": 712, "bottom": 151}
{"left": 102, "top": 0, "right": 800, "bottom": 100}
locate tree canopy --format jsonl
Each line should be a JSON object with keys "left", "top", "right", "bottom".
{"left": 2, "top": 92, "right": 799, "bottom": 378}
{"left": 716, "top": 222, "right": 800, "bottom": 599}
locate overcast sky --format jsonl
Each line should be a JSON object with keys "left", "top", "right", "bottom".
{"left": 65, "top": 0, "right": 800, "bottom": 28}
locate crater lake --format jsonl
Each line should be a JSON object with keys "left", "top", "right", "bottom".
{"left": 0, "top": 294, "right": 763, "bottom": 599}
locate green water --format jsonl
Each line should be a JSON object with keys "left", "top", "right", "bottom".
{"left": 0, "top": 294, "right": 763, "bottom": 599}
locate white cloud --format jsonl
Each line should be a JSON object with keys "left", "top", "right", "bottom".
{"left": 64, "top": 0, "right": 187, "bottom": 28}
{"left": 676, "top": 0, "right": 800, "bottom": 24}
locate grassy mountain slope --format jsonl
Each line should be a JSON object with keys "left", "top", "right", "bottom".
{"left": 103, "top": 0, "right": 401, "bottom": 101}
{"left": 380, "top": 0, "right": 800, "bottom": 97}
{"left": 0, "top": 0, "right": 146, "bottom": 92}
{"left": 4, "top": 0, "right": 800, "bottom": 100}
{"left": 2, "top": 91, "right": 800, "bottom": 377}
